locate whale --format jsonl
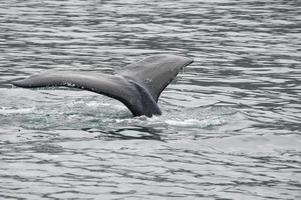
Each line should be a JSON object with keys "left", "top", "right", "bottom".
{"left": 12, "top": 54, "right": 193, "bottom": 117}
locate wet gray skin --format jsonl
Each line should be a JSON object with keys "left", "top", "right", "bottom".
{"left": 12, "top": 54, "right": 193, "bottom": 117}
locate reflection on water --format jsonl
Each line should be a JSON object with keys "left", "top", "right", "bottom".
{"left": 0, "top": 0, "right": 300, "bottom": 199}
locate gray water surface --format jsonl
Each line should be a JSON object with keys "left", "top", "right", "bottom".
{"left": 1, "top": 0, "right": 301, "bottom": 199}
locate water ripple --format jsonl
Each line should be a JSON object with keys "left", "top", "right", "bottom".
{"left": 0, "top": 0, "right": 300, "bottom": 199}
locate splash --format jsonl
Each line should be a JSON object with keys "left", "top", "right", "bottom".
{"left": 0, "top": 106, "right": 35, "bottom": 115}
{"left": 0, "top": 92, "right": 239, "bottom": 132}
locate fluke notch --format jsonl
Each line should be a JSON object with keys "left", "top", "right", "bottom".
{"left": 13, "top": 54, "right": 193, "bottom": 117}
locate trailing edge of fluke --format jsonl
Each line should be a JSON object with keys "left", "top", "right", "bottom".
{"left": 12, "top": 54, "right": 193, "bottom": 117}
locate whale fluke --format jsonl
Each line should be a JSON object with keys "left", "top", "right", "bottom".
{"left": 12, "top": 54, "right": 193, "bottom": 117}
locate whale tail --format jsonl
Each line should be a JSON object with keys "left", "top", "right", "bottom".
{"left": 12, "top": 54, "right": 193, "bottom": 117}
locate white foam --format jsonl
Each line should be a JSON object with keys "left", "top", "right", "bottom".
{"left": 165, "top": 117, "right": 224, "bottom": 128}
{"left": 0, "top": 107, "right": 35, "bottom": 115}
{"left": 166, "top": 118, "right": 200, "bottom": 126}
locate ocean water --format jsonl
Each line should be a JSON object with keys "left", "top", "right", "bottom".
{"left": 0, "top": 0, "right": 300, "bottom": 199}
